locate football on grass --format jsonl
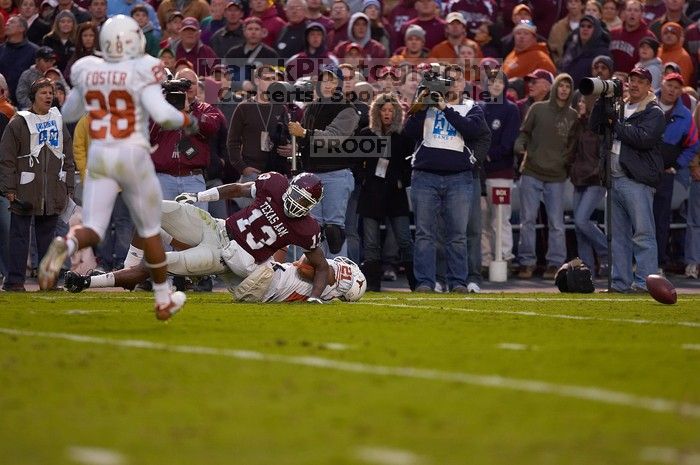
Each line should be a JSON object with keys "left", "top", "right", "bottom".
{"left": 645, "top": 274, "right": 677, "bottom": 305}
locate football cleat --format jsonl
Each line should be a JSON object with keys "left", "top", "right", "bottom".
{"left": 155, "top": 291, "right": 187, "bottom": 321}
{"left": 38, "top": 237, "right": 69, "bottom": 290}
{"left": 282, "top": 172, "right": 323, "bottom": 218}
{"left": 64, "top": 271, "right": 91, "bottom": 293}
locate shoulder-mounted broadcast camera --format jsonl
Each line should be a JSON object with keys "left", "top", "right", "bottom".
{"left": 266, "top": 79, "right": 315, "bottom": 103}
{"left": 162, "top": 70, "right": 192, "bottom": 110}
{"left": 579, "top": 77, "right": 623, "bottom": 99}
{"left": 417, "top": 63, "right": 454, "bottom": 105}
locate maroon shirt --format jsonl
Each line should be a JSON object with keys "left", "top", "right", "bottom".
{"left": 225, "top": 172, "right": 322, "bottom": 262}
{"left": 609, "top": 22, "right": 657, "bottom": 73}
{"left": 388, "top": 0, "right": 417, "bottom": 50}
{"left": 398, "top": 17, "right": 447, "bottom": 50}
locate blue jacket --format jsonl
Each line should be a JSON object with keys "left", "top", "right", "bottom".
{"left": 0, "top": 40, "right": 38, "bottom": 106}
{"left": 655, "top": 90, "right": 700, "bottom": 169}
{"left": 478, "top": 79, "right": 521, "bottom": 179}
{"left": 404, "top": 102, "right": 491, "bottom": 174}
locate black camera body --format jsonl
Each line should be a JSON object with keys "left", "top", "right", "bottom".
{"left": 267, "top": 80, "right": 314, "bottom": 103}
{"left": 579, "top": 77, "right": 623, "bottom": 99}
{"left": 417, "top": 66, "right": 454, "bottom": 104}
{"left": 162, "top": 78, "right": 192, "bottom": 110}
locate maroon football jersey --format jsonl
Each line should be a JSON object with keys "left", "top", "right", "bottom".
{"left": 225, "top": 172, "right": 322, "bottom": 262}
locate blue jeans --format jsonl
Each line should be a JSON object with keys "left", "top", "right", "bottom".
{"left": 362, "top": 216, "right": 413, "bottom": 263}
{"left": 97, "top": 193, "right": 134, "bottom": 270}
{"left": 4, "top": 214, "right": 58, "bottom": 287}
{"left": 344, "top": 182, "right": 361, "bottom": 264}
{"left": 686, "top": 179, "right": 700, "bottom": 264}
{"left": 517, "top": 175, "right": 566, "bottom": 267}
{"left": 156, "top": 173, "right": 207, "bottom": 207}
{"left": 652, "top": 172, "right": 675, "bottom": 266}
{"left": 467, "top": 173, "right": 482, "bottom": 285}
{"left": 611, "top": 175, "right": 657, "bottom": 291}
{"left": 311, "top": 169, "right": 354, "bottom": 258}
{"left": 573, "top": 185, "right": 607, "bottom": 271}
{"left": 411, "top": 170, "right": 473, "bottom": 289}
{"left": 0, "top": 196, "right": 10, "bottom": 276}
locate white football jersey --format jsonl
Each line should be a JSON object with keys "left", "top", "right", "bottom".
{"left": 70, "top": 54, "right": 167, "bottom": 149}
{"left": 263, "top": 260, "right": 355, "bottom": 302}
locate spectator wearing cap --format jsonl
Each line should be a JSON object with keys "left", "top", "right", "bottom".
{"left": 42, "top": 10, "right": 77, "bottom": 73}
{"left": 514, "top": 72, "right": 578, "bottom": 280}
{"left": 653, "top": 71, "right": 699, "bottom": 270}
{"left": 650, "top": 0, "right": 692, "bottom": 38}
{"left": 19, "top": 0, "right": 51, "bottom": 45}
{"left": 447, "top": 0, "right": 497, "bottom": 37}
{"left": 635, "top": 36, "right": 663, "bottom": 90}
{"left": 200, "top": 0, "right": 228, "bottom": 46}
{"left": 17, "top": 47, "right": 58, "bottom": 110}
{"left": 387, "top": 0, "right": 417, "bottom": 51}
{"left": 305, "top": 0, "right": 334, "bottom": 33}
{"left": 87, "top": 0, "right": 107, "bottom": 27}
{"left": 0, "top": 15, "right": 38, "bottom": 105}
{"left": 428, "top": 12, "right": 483, "bottom": 60}
{"left": 501, "top": 4, "right": 539, "bottom": 56}
{"left": 160, "top": 10, "right": 183, "bottom": 50}
{"left": 658, "top": 21, "right": 694, "bottom": 85}
{"left": 157, "top": 0, "right": 209, "bottom": 31}
{"left": 274, "top": 0, "right": 308, "bottom": 59}
{"left": 250, "top": 0, "right": 288, "bottom": 47}
{"left": 363, "top": 0, "right": 390, "bottom": 51}
{"left": 589, "top": 66, "right": 665, "bottom": 292}
{"left": 549, "top": 0, "right": 585, "bottom": 66}
{"left": 398, "top": 0, "right": 446, "bottom": 51}
{"left": 286, "top": 22, "right": 339, "bottom": 80}
{"left": 327, "top": 0, "right": 351, "bottom": 50}
{"left": 502, "top": 20, "right": 556, "bottom": 79}
{"left": 390, "top": 24, "right": 429, "bottom": 65}
{"left": 503, "top": 0, "right": 570, "bottom": 38}
{"left": 609, "top": 0, "right": 657, "bottom": 73}
{"left": 210, "top": 0, "right": 245, "bottom": 58}
{"left": 131, "top": 4, "right": 161, "bottom": 57}
{"left": 53, "top": 0, "right": 91, "bottom": 24}
{"left": 517, "top": 68, "right": 553, "bottom": 119}
{"left": 334, "top": 12, "right": 387, "bottom": 59}
{"left": 560, "top": 15, "right": 611, "bottom": 89}
{"left": 108, "top": 0, "right": 160, "bottom": 34}
{"left": 174, "top": 17, "right": 219, "bottom": 76}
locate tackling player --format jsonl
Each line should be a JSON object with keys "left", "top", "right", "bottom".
{"left": 37, "top": 15, "right": 198, "bottom": 320}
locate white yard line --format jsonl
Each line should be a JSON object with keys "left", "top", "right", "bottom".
{"left": 496, "top": 343, "right": 531, "bottom": 351}
{"left": 67, "top": 446, "right": 127, "bottom": 465}
{"left": 365, "top": 296, "right": 656, "bottom": 302}
{"left": 682, "top": 344, "right": 700, "bottom": 351}
{"left": 355, "top": 302, "right": 700, "bottom": 329}
{"left": 355, "top": 446, "right": 423, "bottom": 465}
{"left": 640, "top": 447, "right": 700, "bottom": 464}
{"left": 2, "top": 327, "right": 699, "bottom": 419}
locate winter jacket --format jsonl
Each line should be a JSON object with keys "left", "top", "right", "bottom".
{"left": 609, "top": 22, "right": 656, "bottom": 73}
{"left": 502, "top": 42, "right": 556, "bottom": 79}
{"left": 659, "top": 42, "right": 695, "bottom": 86}
{"left": 398, "top": 16, "right": 447, "bottom": 50}
{"left": 548, "top": 16, "right": 576, "bottom": 65}
{"left": 514, "top": 73, "right": 579, "bottom": 182}
{"left": 569, "top": 96, "right": 603, "bottom": 186}
{"left": 275, "top": 20, "right": 308, "bottom": 59}
{"left": 0, "top": 109, "right": 75, "bottom": 216}
{"left": 157, "top": 0, "right": 209, "bottom": 30}
{"left": 655, "top": 91, "right": 700, "bottom": 169}
{"left": 560, "top": 17, "right": 611, "bottom": 89}
{"left": 16, "top": 64, "right": 69, "bottom": 110}
{"left": 0, "top": 39, "right": 38, "bottom": 105}
{"left": 210, "top": 24, "right": 245, "bottom": 59}
{"left": 41, "top": 34, "right": 75, "bottom": 76}
{"left": 334, "top": 13, "right": 387, "bottom": 58}
{"left": 590, "top": 91, "right": 666, "bottom": 187}
{"left": 254, "top": 5, "right": 288, "bottom": 47}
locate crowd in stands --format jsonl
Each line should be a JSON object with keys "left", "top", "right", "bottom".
{"left": 1, "top": 0, "right": 700, "bottom": 292}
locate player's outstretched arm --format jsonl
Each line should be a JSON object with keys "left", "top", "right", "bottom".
{"left": 304, "top": 247, "right": 329, "bottom": 301}
{"left": 61, "top": 88, "right": 86, "bottom": 123}
{"left": 175, "top": 181, "right": 255, "bottom": 204}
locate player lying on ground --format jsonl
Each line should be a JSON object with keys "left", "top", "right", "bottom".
{"left": 38, "top": 15, "right": 198, "bottom": 320}
{"left": 64, "top": 256, "right": 367, "bottom": 303}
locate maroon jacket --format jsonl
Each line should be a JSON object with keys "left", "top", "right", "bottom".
{"left": 149, "top": 99, "right": 220, "bottom": 176}
{"left": 609, "top": 22, "right": 657, "bottom": 73}
{"left": 175, "top": 41, "right": 219, "bottom": 76}
{"left": 255, "top": 6, "right": 288, "bottom": 47}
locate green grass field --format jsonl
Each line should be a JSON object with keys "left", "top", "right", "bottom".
{"left": 1, "top": 291, "right": 699, "bottom": 465}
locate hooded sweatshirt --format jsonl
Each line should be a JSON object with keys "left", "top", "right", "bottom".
{"left": 502, "top": 41, "right": 556, "bottom": 79}
{"left": 334, "top": 13, "right": 387, "bottom": 58}
{"left": 560, "top": 16, "right": 611, "bottom": 88}
{"left": 285, "top": 23, "right": 339, "bottom": 80}
{"left": 514, "top": 73, "right": 579, "bottom": 182}
{"left": 659, "top": 41, "right": 694, "bottom": 86}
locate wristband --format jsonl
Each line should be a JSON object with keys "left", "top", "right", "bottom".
{"left": 307, "top": 297, "right": 324, "bottom": 304}
{"left": 197, "top": 187, "right": 220, "bottom": 202}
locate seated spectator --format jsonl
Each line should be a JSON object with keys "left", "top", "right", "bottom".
{"left": 363, "top": 0, "right": 390, "bottom": 51}
{"left": 334, "top": 12, "right": 387, "bottom": 59}
{"left": 16, "top": 46, "right": 56, "bottom": 110}
{"left": 159, "top": 10, "right": 182, "bottom": 51}
{"left": 42, "top": 10, "right": 76, "bottom": 73}
{"left": 658, "top": 21, "right": 694, "bottom": 85}
{"left": 502, "top": 20, "right": 556, "bottom": 79}
{"left": 249, "top": 0, "right": 287, "bottom": 47}
{"left": 560, "top": 15, "right": 611, "bottom": 89}
{"left": 635, "top": 36, "right": 663, "bottom": 90}
{"left": 175, "top": 17, "right": 219, "bottom": 76}
{"left": 157, "top": 0, "right": 209, "bottom": 31}
{"left": 64, "top": 21, "right": 98, "bottom": 85}
{"left": 131, "top": 4, "right": 161, "bottom": 57}
{"left": 210, "top": 0, "right": 245, "bottom": 58}
{"left": 549, "top": 0, "right": 585, "bottom": 66}
{"left": 390, "top": 24, "right": 429, "bottom": 65}
{"left": 428, "top": 11, "right": 482, "bottom": 60}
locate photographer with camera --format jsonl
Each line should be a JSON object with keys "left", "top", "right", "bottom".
{"left": 150, "top": 67, "right": 220, "bottom": 209}
{"left": 588, "top": 66, "right": 666, "bottom": 292}
{"left": 404, "top": 64, "right": 490, "bottom": 293}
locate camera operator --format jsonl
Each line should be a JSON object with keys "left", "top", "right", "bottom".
{"left": 288, "top": 64, "right": 360, "bottom": 258}
{"left": 150, "top": 67, "right": 220, "bottom": 209}
{"left": 403, "top": 65, "right": 491, "bottom": 293}
{"left": 589, "top": 66, "right": 666, "bottom": 293}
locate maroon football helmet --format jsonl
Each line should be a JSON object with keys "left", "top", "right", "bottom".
{"left": 282, "top": 172, "right": 324, "bottom": 217}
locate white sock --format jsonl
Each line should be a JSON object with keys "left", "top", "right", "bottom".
{"left": 90, "top": 272, "right": 115, "bottom": 288}
{"left": 66, "top": 236, "right": 78, "bottom": 256}
{"left": 123, "top": 245, "right": 144, "bottom": 268}
{"left": 153, "top": 281, "right": 171, "bottom": 306}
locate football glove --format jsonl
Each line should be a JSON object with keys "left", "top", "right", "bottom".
{"left": 175, "top": 192, "right": 198, "bottom": 204}
{"left": 306, "top": 297, "right": 324, "bottom": 304}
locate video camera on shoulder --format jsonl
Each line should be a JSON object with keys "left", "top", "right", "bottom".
{"left": 162, "top": 70, "right": 192, "bottom": 110}
{"left": 579, "top": 77, "right": 623, "bottom": 99}
{"left": 267, "top": 79, "right": 314, "bottom": 104}
{"left": 417, "top": 63, "right": 454, "bottom": 105}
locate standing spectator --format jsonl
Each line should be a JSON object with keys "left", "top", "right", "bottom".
{"left": 87, "top": 0, "right": 107, "bottom": 26}
{"left": 274, "top": 0, "right": 308, "bottom": 59}
{"left": 0, "top": 78, "right": 74, "bottom": 291}
{"left": 501, "top": 0, "right": 568, "bottom": 38}
{"left": 288, "top": 64, "right": 360, "bottom": 257}
{"left": 16, "top": 46, "right": 56, "bottom": 110}
{"left": 560, "top": 15, "right": 611, "bottom": 89}
{"left": 570, "top": 94, "right": 608, "bottom": 275}
{"left": 250, "top": 0, "right": 287, "bottom": 47}
{"left": 54, "top": 0, "right": 91, "bottom": 24}
{"left": 503, "top": 20, "right": 557, "bottom": 79}
{"left": 643, "top": 0, "right": 668, "bottom": 24}
{"left": 131, "top": 4, "right": 161, "bottom": 57}
{"left": 108, "top": 0, "right": 160, "bottom": 33}
{"left": 0, "top": 15, "right": 38, "bottom": 105}
{"left": 685, "top": 131, "right": 700, "bottom": 279}
{"left": 447, "top": 0, "right": 496, "bottom": 37}
{"left": 157, "top": 0, "right": 209, "bottom": 31}
{"left": 517, "top": 69, "right": 553, "bottom": 119}
{"left": 386, "top": 0, "right": 416, "bottom": 51}
{"left": 589, "top": 66, "right": 666, "bottom": 292}
{"left": 658, "top": 21, "right": 694, "bottom": 85}
{"left": 42, "top": 10, "right": 77, "bottom": 73}
{"left": 64, "top": 21, "right": 98, "bottom": 84}
{"left": 225, "top": 17, "right": 280, "bottom": 85}
{"left": 175, "top": 17, "right": 219, "bottom": 76}
{"left": 390, "top": 24, "right": 429, "bottom": 65}
{"left": 210, "top": 0, "right": 245, "bottom": 59}
{"left": 306, "top": 0, "right": 334, "bottom": 33}
{"left": 20, "top": 0, "right": 51, "bottom": 45}
{"left": 357, "top": 93, "right": 415, "bottom": 291}
{"left": 650, "top": 0, "right": 691, "bottom": 38}
{"left": 0, "top": 74, "right": 16, "bottom": 119}
{"left": 327, "top": 0, "right": 351, "bottom": 50}
{"left": 334, "top": 12, "right": 387, "bottom": 58}
{"left": 653, "top": 72, "right": 699, "bottom": 271}
{"left": 514, "top": 73, "right": 578, "bottom": 279}
{"left": 609, "top": 0, "right": 657, "bottom": 73}
{"left": 160, "top": 10, "right": 183, "bottom": 51}
{"left": 479, "top": 68, "right": 520, "bottom": 274}
{"left": 635, "top": 36, "right": 663, "bottom": 90}
{"left": 601, "top": 0, "right": 622, "bottom": 30}
{"left": 201, "top": 0, "right": 228, "bottom": 46}
{"left": 549, "top": 0, "right": 585, "bottom": 66}
{"left": 403, "top": 65, "right": 491, "bottom": 292}
{"left": 286, "top": 22, "right": 338, "bottom": 80}
{"left": 428, "top": 11, "right": 482, "bottom": 60}
{"left": 397, "top": 0, "right": 446, "bottom": 51}
{"left": 0, "top": 110, "right": 9, "bottom": 283}
{"left": 363, "top": 0, "right": 389, "bottom": 51}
